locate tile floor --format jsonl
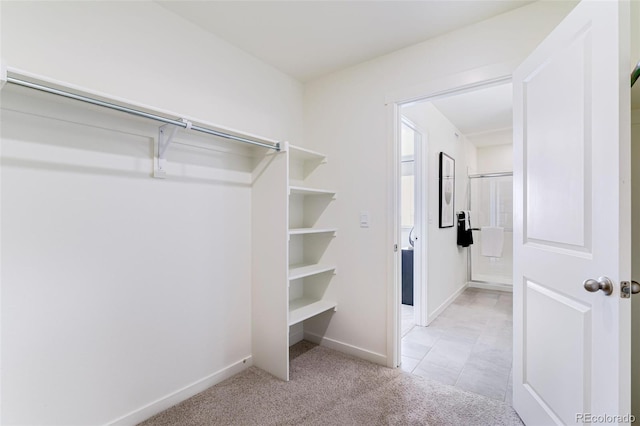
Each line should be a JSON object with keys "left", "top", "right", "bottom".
{"left": 400, "top": 288, "right": 513, "bottom": 404}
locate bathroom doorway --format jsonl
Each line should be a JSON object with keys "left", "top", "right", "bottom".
{"left": 399, "top": 118, "right": 427, "bottom": 334}
{"left": 394, "top": 80, "right": 516, "bottom": 402}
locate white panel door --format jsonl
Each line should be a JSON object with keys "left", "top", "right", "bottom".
{"left": 513, "top": 1, "right": 631, "bottom": 424}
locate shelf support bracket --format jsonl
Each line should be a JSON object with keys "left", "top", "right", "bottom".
{"left": 153, "top": 118, "right": 191, "bottom": 179}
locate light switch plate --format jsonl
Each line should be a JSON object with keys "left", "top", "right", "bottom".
{"left": 360, "top": 211, "right": 370, "bottom": 228}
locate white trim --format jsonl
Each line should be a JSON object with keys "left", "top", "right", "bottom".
{"left": 386, "top": 102, "right": 401, "bottom": 369}
{"left": 468, "top": 281, "right": 513, "bottom": 293}
{"left": 426, "top": 284, "right": 467, "bottom": 325}
{"left": 304, "top": 331, "right": 387, "bottom": 366}
{"left": 384, "top": 62, "right": 514, "bottom": 105}
{"left": 399, "top": 118, "right": 429, "bottom": 328}
{"left": 105, "top": 356, "right": 252, "bottom": 426}
{"left": 0, "top": 57, "right": 3, "bottom": 426}
{"left": 415, "top": 126, "right": 429, "bottom": 327}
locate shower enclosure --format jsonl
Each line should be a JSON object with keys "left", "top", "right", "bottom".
{"left": 468, "top": 172, "right": 513, "bottom": 289}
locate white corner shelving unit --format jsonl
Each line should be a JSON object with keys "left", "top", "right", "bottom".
{"left": 252, "top": 142, "right": 337, "bottom": 381}
{"left": 287, "top": 144, "right": 337, "bottom": 351}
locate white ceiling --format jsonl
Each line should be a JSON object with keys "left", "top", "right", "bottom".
{"left": 432, "top": 83, "right": 513, "bottom": 145}
{"left": 404, "top": 83, "right": 513, "bottom": 147}
{"left": 156, "top": 0, "right": 534, "bottom": 82}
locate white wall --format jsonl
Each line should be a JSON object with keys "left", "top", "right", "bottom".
{"left": 302, "top": 1, "right": 575, "bottom": 359}
{"left": 468, "top": 127, "right": 513, "bottom": 148}
{"left": 0, "top": 2, "right": 302, "bottom": 425}
{"left": 0, "top": 2, "right": 302, "bottom": 142}
{"left": 476, "top": 143, "right": 513, "bottom": 173}
{"left": 402, "top": 103, "right": 476, "bottom": 317}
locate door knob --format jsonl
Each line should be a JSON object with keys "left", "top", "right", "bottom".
{"left": 409, "top": 227, "right": 416, "bottom": 247}
{"left": 583, "top": 276, "right": 613, "bottom": 296}
{"left": 621, "top": 281, "right": 640, "bottom": 298}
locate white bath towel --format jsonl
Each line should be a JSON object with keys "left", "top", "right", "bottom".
{"left": 481, "top": 227, "right": 504, "bottom": 257}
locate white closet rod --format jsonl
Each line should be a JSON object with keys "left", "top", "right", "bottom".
{"left": 468, "top": 172, "right": 513, "bottom": 179}
{"left": 6, "top": 76, "right": 281, "bottom": 152}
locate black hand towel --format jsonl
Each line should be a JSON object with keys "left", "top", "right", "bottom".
{"left": 457, "top": 211, "right": 474, "bottom": 247}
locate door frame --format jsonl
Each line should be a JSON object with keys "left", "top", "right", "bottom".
{"left": 385, "top": 62, "right": 513, "bottom": 368}
{"left": 399, "top": 116, "right": 427, "bottom": 328}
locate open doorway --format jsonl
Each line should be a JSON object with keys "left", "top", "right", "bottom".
{"left": 399, "top": 118, "right": 427, "bottom": 336}
{"left": 395, "top": 80, "right": 516, "bottom": 402}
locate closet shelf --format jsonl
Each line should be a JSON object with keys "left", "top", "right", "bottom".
{"left": 288, "top": 263, "right": 336, "bottom": 281}
{"left": 289, "top": 186, "right": 336, "bottom": 197}
{"left": 289, "top": 145, "right": 327, "bottom": 163}
{"left": 288, "top": 298, "right": 337, "bottom": 326}
{"left": 289, "top": 227, "right": 337, "bottom": 236}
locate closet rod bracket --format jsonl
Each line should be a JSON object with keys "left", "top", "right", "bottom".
{"left": 154, "top": 118, "right": 192, "bottom": 179}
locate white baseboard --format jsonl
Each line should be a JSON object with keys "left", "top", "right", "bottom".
{"left": 303, "top": 331, "right": 387, "bottom": 366}
{"left": 106, "top": 356, "right": 252, "bottom": 426}
{"left": 289, "top": 327, "right": 305, "bottom": 346}
{"left": 426, "top": 284, "right": 467, "bottom": 325}
{"left": 468, "top": 281, "right": 513, "bottom": 292}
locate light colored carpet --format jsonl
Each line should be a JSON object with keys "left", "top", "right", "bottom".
{"left": 140, "top": 341, "right": 523, "bottom": 426}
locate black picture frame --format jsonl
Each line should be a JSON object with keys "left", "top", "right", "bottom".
{"left": 439, "top": 152, "right": 455, "bottom": 228}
